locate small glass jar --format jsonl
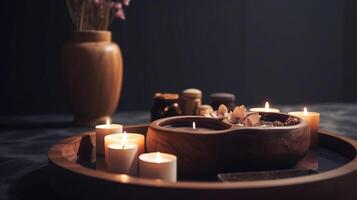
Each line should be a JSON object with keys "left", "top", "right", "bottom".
{"left": 151, "top": 93, "right": 182, "bottom": 121}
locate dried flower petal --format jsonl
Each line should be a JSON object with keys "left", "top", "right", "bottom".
{"left": 218, "top": 104, "right": 228, "bottom": 116}
{"left": 243, "top": 113, "right": 261, "bottom": 127}
{"left": 114, "top": 8, "right": 126, "bottom": 20}
{"left": 123, "top": 0, "right": 131, "bottom": 6}
{"left": 209, "top": 111, "right": 225, "bottom": 120}
{"left": 111, "top": 2, "right": 122, "bottom": 9}
{"left": 232, "top": 105, "right": 247, "bottom": 120}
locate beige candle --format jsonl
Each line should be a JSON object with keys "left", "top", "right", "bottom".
{"left": 181, "top": 88, "right": 202, "bottom": 115}
{"left": 107, "top": 143, "right": 138, "bottom": 175}
{"left": 95, "top": 118, "right": 123, "bottom": 155}
{"left": 250, "top": 101, "right": 280, "bottom": 113}
{"left": 289, "top": 107, "right": 320, "bottom": 147}
{"left": 139, "top": 152, "right": 177, "bottom": 181}
{"left": 104, "top": 132, "right": 145, "bottom": 162}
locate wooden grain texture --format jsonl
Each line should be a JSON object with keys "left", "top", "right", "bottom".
{"left": 48, "top": 125, "right": 357, "bottom": 200}
{"left": 62, "top": 30, "right": 123, "bottom": 125}
{"left": 147, "top": 115, "right": 310, "bottom": 177}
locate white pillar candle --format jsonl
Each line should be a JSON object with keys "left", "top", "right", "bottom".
{"left": 95, "top": 118, "right": 123, "bottom": 155}
{"left": 139, "top": 152, "right": 177, "bottom": 181}
{"left": 289, "top": 107, "right": 320, "bottom": 147}
{"left": 107, "top": 143, "right": 138, "bottom": 175}
{"left": 104, "top": 132, "right": 145, "bottom": 162}
{"left": 250, "top": 101, "right": 280, "bottom": 113}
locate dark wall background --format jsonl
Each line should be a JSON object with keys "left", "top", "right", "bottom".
{"left": 0, "top": 0, "right": 356, "bottom": 115}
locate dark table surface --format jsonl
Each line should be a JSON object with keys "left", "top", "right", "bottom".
{"left": 1, "top": 103, "right": 357, "bottom": 200}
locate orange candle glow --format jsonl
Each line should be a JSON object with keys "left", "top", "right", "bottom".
{"left": 289, "top": 107, "right": 320, "bottom": 147}
{"left": 95, "top": 117, "right": 123, "bottom": 155}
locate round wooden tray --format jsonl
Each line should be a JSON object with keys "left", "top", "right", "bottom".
{"left": 48, "top": 125, "right": 357, "bottom": 200}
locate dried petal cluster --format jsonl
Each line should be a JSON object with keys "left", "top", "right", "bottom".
{"left": 210, "top": 104, "right": 261, "bottom": 127}
{"left": 208, "top": 104, "right": 299, "bottom": 128}
{"left": 95, "top": 0, "right": 130, "bottom": 20}
{"left": 66, "top": 0, "right": 132, "bottom": 30}
{"left": 210, "top": 104, "right": 229, "bottom": 120}
{"left": 229, "top": 105, "right": 261, "bottom": 127}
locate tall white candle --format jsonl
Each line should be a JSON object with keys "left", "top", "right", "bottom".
{"left": 139, "top": 152, "right": 177, "bottom": 181}
{"left": 250, "top": 101, "right": 280, "bottom": 113}
{"left": 107, "top": 143, "right": 138, "bottom": 175}
{"left": 104, "top": 132, "right": 145, "bottom": 162}
{"left": 95, "top": 118, "right": 123, "bottom": 155}
{"left": 289, "top": 107, "right": 320, "bottom": 147}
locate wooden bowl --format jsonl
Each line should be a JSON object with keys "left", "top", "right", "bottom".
{"left": 146, "top": 113, "right": 310, "bottom": 177}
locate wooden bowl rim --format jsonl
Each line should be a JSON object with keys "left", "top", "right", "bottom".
{"left": 153, "top": 116, "right": 232, "bottom": 134}
{"left": 150, "top": 114, "right": 308, "bottom": 135}
{"left": 48, "top": 127, "right": 357, "bottom": 190}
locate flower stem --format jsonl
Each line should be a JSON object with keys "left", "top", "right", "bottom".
{"left": 79, "top": 0, "right": 86, "bottom": 31}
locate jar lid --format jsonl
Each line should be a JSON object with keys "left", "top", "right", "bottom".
{"left": 154, "top": 93, "right": 179, "bottom": 100}
{"left": 182, "top": 88, "right": 202, "bottom": 98}
{"left": 210, "top": 93, "right": 236, "bottom": 101}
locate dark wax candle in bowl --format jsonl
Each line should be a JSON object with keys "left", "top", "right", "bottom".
{"left": 146, "top": 114, "right": 309, "bottom": 178}
{"left": 161, "top": 117, "right": 231, "bottom": 133}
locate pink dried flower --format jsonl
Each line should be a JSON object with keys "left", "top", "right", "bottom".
{"left": 111, "top": 2, "right": 122, "bottom": 9}
{"left": 111, "top": 1, "right": 130, "bottom": 20}
{"left": 122, "top": 0, "right": 130, "bottom": 6}
{"left": 114, "top": 8, "right": 126, "bottom": 20}
{"left": 66, "top": 0, "right": 132, "bottom": 30}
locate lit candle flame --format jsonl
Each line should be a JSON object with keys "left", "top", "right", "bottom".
{"left": 106, "top": 117, "right": 111, "bottom": 125}
{"left": 122, "top": 131, "right": 127, "bottom": 140}
{"left": 155, "top": 152, "right": 161, "bottom": 163}
{"left": 192, "top": 122, "right": 196, "bottom": 130}
{"left": 265, "top": 101, "right": 270, "bottom": 112}
{"left": 303, "top": 107, "right": 308, "bottom": 115}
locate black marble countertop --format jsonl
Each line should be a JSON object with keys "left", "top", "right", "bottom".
{"left": 1, "top": 103, "right": 357, "bottom": 200}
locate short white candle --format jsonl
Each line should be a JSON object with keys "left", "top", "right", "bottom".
{"left": 95, "top": 118, "right": 123, "bottom": 155}
{"left": 139, "top": 152, "right": 177, "bottom": 181}
{"left": 250, "top": 101, "right": 280, "bottom": 113}
{"left": 289, "top": 107, "right": 320, "bottom": 147}
{"left": 104, "top": 132, "right": 145, "bottom": 162}
{"left": 107, "top": 143, "right": 138, "bottom": 175}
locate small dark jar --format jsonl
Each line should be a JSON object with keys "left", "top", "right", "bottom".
{"left": 210, "top": 93, "right": 236, "bottom": 111}
{"left": 151, "top": 93, "right": 182, "bottom": 121}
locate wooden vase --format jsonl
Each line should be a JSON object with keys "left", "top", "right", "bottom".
{"left": 62, "top": 30, "right": 123, "bottom": 126}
